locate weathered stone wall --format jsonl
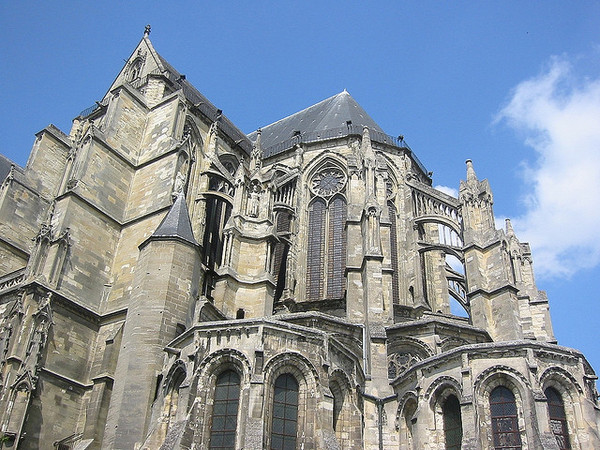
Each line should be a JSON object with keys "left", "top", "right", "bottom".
{"left": 76, "top": 140, "right": 134, "bottom": 221}
{"left": 20, "top": 375, "right": 88, "bottom": 450}
{"left": 51, "top": 196, "right": 120, "bottom": 310}
{"left": 124, "top": 153, "right": 175, "bottom": 221}
{"left": 0, "top": 175, "right": 48, "bottom": 255}
{"left": 44, "top": 304, "right": 98, "bottom": 382}
{"left": 103, "top": 88, "right": 147, "bottom": 161}
{"left": 139, "top": 96, "right": 180, "bottom": 164}
{"left": 105, "top": 212, "right": 165, "bottom": 312}
{"left": 25, "top": 128, "right": 70, "bottom": 199}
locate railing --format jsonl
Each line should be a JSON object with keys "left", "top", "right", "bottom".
{"left": 262, "top": 124, "right": 428, "bottom": 174}
{"left": 77, "top": 103, "right": 101, "bottom": 118}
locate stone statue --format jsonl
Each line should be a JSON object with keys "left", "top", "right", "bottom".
{"left": 248, "top": 183, "right": 261, "bottom": 218}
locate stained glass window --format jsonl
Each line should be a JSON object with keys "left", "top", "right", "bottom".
{"left": 326, "top": 196, "right": 347, "bottom": 299}
{"left": 388, "top": 201, "right": 400, "bottom": 304}
{"left": 490, "top": 386, "right": 522, "bottom": 449}
{"left": 545, "top": 388, "right": 571, "bottom": 449}
{"left": 271, "top": 374, "right": 299, "bottom": 450}
{"left": 442, "top": 395, "right": 462, "bottom": 450}
{"left": 307, "top": 199, "right": 326, "bottom": 300}
{"left": 209, "top": 370, "right": 241, "bottom": 449}
{"left": 306, "top": 166, "right": 347, "bottom": 301}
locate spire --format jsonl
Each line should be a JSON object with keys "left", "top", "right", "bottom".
{"left": 466, "top": 159, "right": 478, "bottom": 185}
{"left": 150, "top": 192, "right": 198, "bottom": 246}
{"left": 505, "top": 218, "right": 515, "bottom": 238}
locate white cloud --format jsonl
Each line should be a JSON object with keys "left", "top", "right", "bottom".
{"left": 496, "top": 56, "right": 600, "bottom": 278}
{"left": 434, "top": 185, "right": 458, "bottom": 198}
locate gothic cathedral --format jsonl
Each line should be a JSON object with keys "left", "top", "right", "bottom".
{"left": 0, "top": 30, "right": 598, "bottom": 450}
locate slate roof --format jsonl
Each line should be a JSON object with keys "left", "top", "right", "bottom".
{"left": 151, "top": 193, "right": 198, "bottom": 246}
{"left": 154, "top": 54, "right": 254, "bottom": 156}
{"left": 248, "top": 91, "right": 385, "bottom": 156}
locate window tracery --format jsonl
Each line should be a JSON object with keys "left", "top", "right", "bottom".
{"left": 310, "top": 168, "right": 346, "bottom": 197}
{"left": 306, "top": 164, "right": 348, "bottom": 301}
{"left": 388, "top": 352, "right": 420, "bottom": 379}
{"left": 127, "top": 54, "right": 145, "bottom": 81}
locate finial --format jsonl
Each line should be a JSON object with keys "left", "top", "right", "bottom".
{"left": 144, "top": 25, "right": 151, "bottom": 37}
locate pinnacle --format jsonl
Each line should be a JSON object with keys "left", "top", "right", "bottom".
{"left": 466, "top": 159, "right": 478, "bottom": 184}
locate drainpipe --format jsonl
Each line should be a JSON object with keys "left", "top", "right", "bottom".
{"left": 360, "top": 391, "right": 396, "bottom": 450}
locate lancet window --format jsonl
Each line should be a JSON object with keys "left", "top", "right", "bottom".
{"left": 306, "top": 164, "right": 347, "bottom": 300}
{"left": 387, "top": 178, "right": 400, "bottom": 304}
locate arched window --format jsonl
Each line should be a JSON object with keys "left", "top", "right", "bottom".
{"left": 306, "top": 165, "right": 347, "bottom": 301}
{"left": 209, "top": 370, "right": 241, "bottom": 449}
{"left": 545, "top": 387, "right": 571, "bottom": 449}
{"left": 442, "top": 395, "right": 462, "bottom": 450}
{"left": 388, "top": 200, "right": 400, "bottom": 304}
{"left": 490, "top": 386, "right": 522, "bottom": 449}
{"left": 271, "top": 374, "right": 299, "bottom": 449}
{"left": 326, "top": 196, "right": 347, "bottom": 298}
{"left": 128, "top": 58, "right": 143, "bottom": 81}
{"left": 307, "top": 198, "right": 326, "bottom": 299}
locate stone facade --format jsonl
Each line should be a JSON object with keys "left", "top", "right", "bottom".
{"left": 0, "top": 31, "right": 599, "bottom": 449}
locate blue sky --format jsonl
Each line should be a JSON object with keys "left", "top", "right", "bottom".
{"left": 1, "top": 3, "right": 599, "bottom": 372}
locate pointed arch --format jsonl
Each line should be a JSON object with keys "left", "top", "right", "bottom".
{"left": 305, "top": 157, "right": 348, "bottom": 301}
